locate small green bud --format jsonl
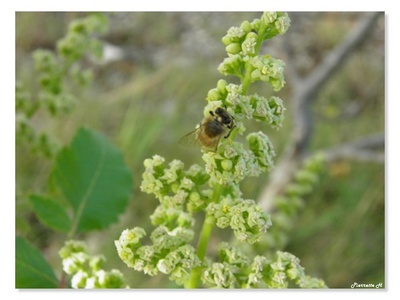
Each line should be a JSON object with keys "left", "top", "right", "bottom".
{"left": 286, "top": 267, "right": 300, "bottom": 280}
{"left": 245, "top": 31, "right": 258, "bottom": 40}
{"left": 89, "top": 255, "right": 105, "bottom": 271}
{"left": 275, "top": 13, "right": 291, "bottom": 34}
{"left": 180, "top": 177, "right": 194, "bottom": 191}
{"left": 119, "top": 227, "right": 146, "bottom": 245}
{"left": 221, "top": 159, "right": 233, "bottom": 171}
{"left": 70, "top": 20, "right": 87, "bottom": 34}
{"left": 216, "top": 216, "right": 230, "bottom": 228}
{"left": 221, "top": 35, "right": 232, "bottom": 46}
{"left": 202, "top": 262, "right": 237, "bottom": 288}
{"left": 173, "top": 189, "right": 188, "bottom": 205}
{"left": 189, "top": 191, "right": 200, "bottom": 202}
{"left": 261, "top": 12, "right": 277, "bottom": 25}
{"left": 206, "top": 88, "right": 221, "bottom": 101}
{"left": 157, "top": 258, "right": 173, "bottom": 274}
{"left": 272, "top": 271, "right": 287, "bottom": 287}
{"left": 152, "top": 155, "right": 166, "bottom": 166}
{"left": 240, "top": 20, "right": 252, "bottom": 33}
{"left": 143, "top": 264, "right": 158, "bottom": 276}
{"left": 59, "top": 240, "right": 87, "bottom": 258}
{"left": 226, "top": 26, "right": 246, "bottom": 42}
{"left": 251, "top": 69, "right": 262, "bottom": 80}
{"left": 216, "top": 79, "right": 228, "bottom": 93}
{"left": 143, "top": 158, "right": 153, "bottom": 168}
{"left": 71, "top": 270, "right": 88, "bottom": 288}
{"left": 32, "top": 49, "right": 58, "bottom": 75}
{"left": 218, "top": 54, "right": 244, "bottom": 76}
{"left": 84, "top": 13, "right": 109, "bottom": 34}
{"left": 225, "top": 43, "right": 241, "bottom": 55}
{"left": 99, "top": 269, "right": 126, "bottom": 288}
{"left": 242, "top": 38, "right": 257, "bottom": 56}
{"left": 170, "top": 182, "right": 180, "bottom": 193}
{"left": 250, "top": 18, "right": 261, "bottom": 32}
{"left": 225, "top": 83, "right": 243, "bottom": 96}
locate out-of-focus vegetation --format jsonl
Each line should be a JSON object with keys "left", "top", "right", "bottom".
{"left": 16, "top": 12, "right": 384, "bottom": 288}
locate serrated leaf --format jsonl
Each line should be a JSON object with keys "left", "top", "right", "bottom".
{"left": 29, "top": 195, "right": 71, "bottom": 233}
{"left": 52, "top": 128, "right": 132, "bottom": 233}
{"left": 16, "top": 237, "right": 58, "bottom": 288}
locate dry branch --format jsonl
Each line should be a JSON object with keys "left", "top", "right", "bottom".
{"left": 259, "top": 12, "right": 383, "bottom": 212}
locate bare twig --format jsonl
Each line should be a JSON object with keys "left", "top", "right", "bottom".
{"left": 321, "top": 133, "right": 385, "bottom": 163}
{"left": 300, "top": 12, "right": 382, "bottom": 98}
{"left": 258, "top": 12, "right": 383, "bottom": 212}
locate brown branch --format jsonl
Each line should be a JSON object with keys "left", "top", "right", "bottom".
{"left": 300, "top": 12, "right": 382, "bottom": 98}
{"left": 258, "top": 13, "right": 383, "bottom": 212}
{"left": 321, "top": 133, "right": 385, "bottom": 163}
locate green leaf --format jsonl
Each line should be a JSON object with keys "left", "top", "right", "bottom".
{"left": 29, "top": 195, "right": 71, "bottom": 233}
{"left": 16, "top": 237, "right": 59, "bottom": 288}
{"left": 52, "top": 128, "right": 132, "bottom": 233}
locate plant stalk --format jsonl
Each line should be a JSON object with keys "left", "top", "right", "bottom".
{"left": 241, "top": 20, "right": 267, "bottom": 95}
{"left": 185, "top": 184, "right": 222, "bottom": 288}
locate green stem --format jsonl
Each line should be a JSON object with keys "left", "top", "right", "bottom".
{"left": 241, "top": 22, "right": 268, "bottom": 95}
{"left": 241, "top": 64, "right": 253, "bottom": 95}
{"left": 185, "top": 184, "right": 223, "bottom": 288}
{"left": 196, "top": 215, "right": 216, "bottom": 260}
{"left": 185, "top": 216, "right": 215, "bottom": 288}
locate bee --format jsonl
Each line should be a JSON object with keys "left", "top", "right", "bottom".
{"left": 180, "top": 107, "right": 235, "bottom": 152}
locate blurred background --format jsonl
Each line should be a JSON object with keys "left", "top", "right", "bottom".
{"left": 15, "top": 12, "right": 385, "bottom": 288}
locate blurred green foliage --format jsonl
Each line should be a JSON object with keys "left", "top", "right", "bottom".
{"left": 15, "top": 12, "right": 384, "bottom": 288}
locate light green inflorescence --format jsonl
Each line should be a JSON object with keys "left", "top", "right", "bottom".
{"left": 115, "top": 12, "right": 326, "bottom": 288}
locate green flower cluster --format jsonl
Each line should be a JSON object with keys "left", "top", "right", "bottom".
{"left": 59, "top": 240, "right": 126, "bottom": 288}
{"left": 202, "top": 242, "right": 258, "bottom": 288}
{"left": 266, "top": 251, "right": 326, "bottom": 288}
{"left": 138, "top": 151, "right": 272, "bottom": 246}
{"left": 57, "top": 13, "right": 108, "bottom": 62}
{"left": 115, "top": 155, "right": 211, "bottom": 285}
{"left": 33, "top": 13, "right": 108, "bottom": 117}
{"left": 263, "top": 154, "right": 327, "bottom": 251}
{"left": 207, "top": 198, "right": 272, "bottom": 244}
{"left": 140, "top": 155, "right": 210, "bottom": 213}
{"left": 218, "top": 12, "right": 290, "bottom": 92}
{"left": 115, "top": 227, "right": 200, "bottom": 285}
{"left": 203, "top": 14, "right": 288, "bottom": 180}
{"left": 203, "top": 81, "right": 284, "bottom": 186}
{"left": 206, "top": 81, "right": 285, "bottom": 128}
{"left": 116, "top": 12, "right": 326, "bottom": 288}
{"left": 202, "top": 136, "right": 274, "bottom": 186}
{"left": 201, "top": 244, "right": 325, "bottom": 288}
{"left": 16, "top": 13, "right": 108, "bottom": 158}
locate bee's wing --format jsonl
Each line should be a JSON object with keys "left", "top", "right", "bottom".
{"left": 204, "top": 135, "right": 221, "bottom": 152}
{"left": 179, "top": 126, "right": 222, "bottom": 152}
{"left": 179, "top": 126, "right": 202, "bottom": 148}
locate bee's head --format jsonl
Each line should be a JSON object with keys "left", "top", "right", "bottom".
{"left": 214, "top": 107, "right": 233, "bottom": 125}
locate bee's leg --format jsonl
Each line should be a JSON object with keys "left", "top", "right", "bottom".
{"left": 224, "top": 122, "right": 236, "bottom": 138}
{"left": 224, "top": 128, "right": 233, "bottom": 139}
{"left": 209, "top": 111, "right": 215, "bottom": 116}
